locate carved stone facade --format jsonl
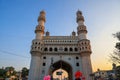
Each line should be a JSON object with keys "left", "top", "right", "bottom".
{"left": 28, "top": 10, "right": 93, "bottom": 80}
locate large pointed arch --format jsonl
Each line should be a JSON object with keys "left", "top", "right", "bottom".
{"left": 49, "top": 60, "right": 73, "bottom": 80}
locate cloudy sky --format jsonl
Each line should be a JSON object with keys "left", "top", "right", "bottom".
{"left": 0, "top": 0, "right": 120, "bottom": 71}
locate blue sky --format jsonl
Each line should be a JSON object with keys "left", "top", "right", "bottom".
{"left": 0, "top": 0, "right": 120, "bottom": 71}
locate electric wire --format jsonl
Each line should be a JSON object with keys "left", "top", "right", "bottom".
{"left": 0, "top": 50, "right": 30, "bottom": 59}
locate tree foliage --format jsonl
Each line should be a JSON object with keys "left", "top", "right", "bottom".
{"left": 110, "top": 32, "right": 120, "bottom": 64}
{"left": 116, "top": 66, "right": 120, "bottom": 78}
{"left": 0, "top": 66, "right": 29, "bottom": 79}
{"left": 113, "top": 32, "right": 120, "bottom": 41}
{"left": 0, "top": 66, "right": 16, "bottom": 78}
{"left": 0, "top": 68, "right": 6, "bottom": 78}
{"left": 21, "top": 67, "right": 29, "bottom": 78}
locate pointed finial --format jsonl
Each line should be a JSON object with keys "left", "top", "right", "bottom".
{"left": 77, "top": 9, "right": 82, "bottom": 15}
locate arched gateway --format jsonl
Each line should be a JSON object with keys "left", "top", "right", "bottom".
{"left": 28, "top": 10, "right": 93, "bottom": 80}
{"left": 49, "top": 60, "right": 73, "bottom": 80}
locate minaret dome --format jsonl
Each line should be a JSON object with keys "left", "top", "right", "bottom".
{"left": 72, "top": 31, "right": 76, "bottom": 36}
{"left": 76, "top": 10, "right": 84, "bottom": 22}
{"left": 46, "top": 31, "right": 50, "bottom": 36}
{"left": 38, "top": 10, "right": 46, "bottom": 22}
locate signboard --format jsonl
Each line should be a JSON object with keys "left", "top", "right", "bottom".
{"left": 56, "top": 71, "right": 63, "bottom": 75}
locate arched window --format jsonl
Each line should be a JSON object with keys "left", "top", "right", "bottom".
{"left": 44, "top": 47, "right": 48, "bottom": 51}
{"left": 64, "top": 47, "right": 68, "bottom": 51}
{"left": 82, "top": 47, "right": 84, "bottom": 50}
{"left": 43, "top": 63, "right": 46, "bottom": 66}
{"left": 81, "top": 42, "right": 83, "bottom": 45}
{"left": 69, "top": 48, "right": 73, "bottom": 51}
{"left": 54, "top": 47, "right": 58, "bottom": 52}
{"left": 43, "top": 56, "right": 46, "bottom": 59}
{"left": 76, "top": 63, "right": 79, "bottom": 66}
{"left": 80, "top": 48, "right": 81, "bottom": 51}
{"left": 49, "top": 47, "right": 53, "bottom": 51}
{"left": 76, "top": 57, "right": 79, "bottom": 59}
{"left": 74, "top": 48, "right": 78, "bottom": 51}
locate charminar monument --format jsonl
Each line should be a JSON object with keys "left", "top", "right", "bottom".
{"left": 28, "top": 10, "right": 93, "bottom": 80}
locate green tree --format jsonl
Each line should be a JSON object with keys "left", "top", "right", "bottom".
{"left": 0, "top": 68, "right": 6, "bottom": 78}
{"left": 21, "top": 67, "right": 29, "bottom": 78}
{"left": 110, "top": 32, "right": 120, "bottom": 64}
{"left": 0, "top": 66, "right": 16, "bottom": 79}
{"left": 5, "top": 66, "right": 16, "bottom": 78}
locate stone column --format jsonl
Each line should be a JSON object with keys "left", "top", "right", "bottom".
{"left": 28, "top": 53, "right": 41, "bottom": 80}
{"left": 81, "top": 54, "right": 92, "bottom": 80}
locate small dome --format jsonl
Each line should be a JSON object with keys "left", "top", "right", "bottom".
{"left": 46, "top": 31, "right": 50, "bottom": 36}
{"left": 40, "top": 10, "right": 46, "bottom": 14}
{"left": 72, "top": 31, "right": 76, "bottom": 36}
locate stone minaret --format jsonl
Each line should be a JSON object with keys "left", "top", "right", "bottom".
{"left": 28, "top": 10, "right": 46, "bottom": 80}
{"left": 76, "top": 10, "right": 92, "bottom": 80}
{"left": 36, "top": 10, "right": 46, "bottom": 40}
